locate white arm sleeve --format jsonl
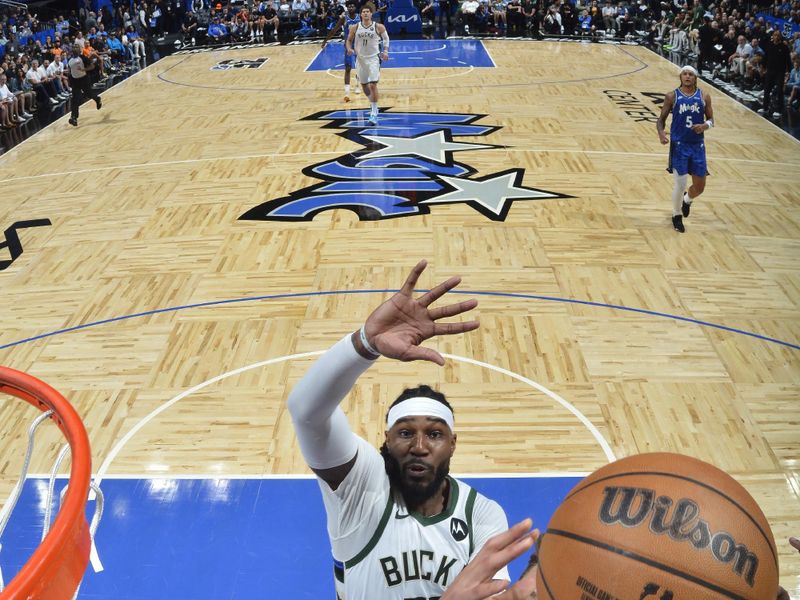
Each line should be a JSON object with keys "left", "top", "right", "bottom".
{"left": 380, "top": 29, "right": 389, "bottom": 48}
{"left": 287, "top": 334, "right": 376, "bottom": 469}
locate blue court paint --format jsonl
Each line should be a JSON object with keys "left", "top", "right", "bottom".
{"left": 306, "top": 39, "right": 495, "bottom": 71}
{"left": 1, "top": 476, "right": 580, "bottom": 599}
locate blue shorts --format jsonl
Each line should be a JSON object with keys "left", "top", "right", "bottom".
{"left": 668, "top": 140, "right": 708, "bottom": 177}
{"left": 343, "top": 51, "right": 356, "bottom": 70}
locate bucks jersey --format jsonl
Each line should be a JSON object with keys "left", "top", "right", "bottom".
{"left": 670, "top": 87, "right": 706, "bottom": 145}
{"left": 319, "top": 437, "right": 509, "bottom": 600}
{"left": 354, "top": 21, "right": 381, "bottom": 59}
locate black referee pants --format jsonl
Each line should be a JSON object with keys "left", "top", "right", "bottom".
{"left": 69, "top": 75, "right": 100, "bottom": 121}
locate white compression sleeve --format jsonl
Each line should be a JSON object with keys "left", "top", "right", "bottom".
{"left": 287, "top": 334, "right": 376, "bottom": 469}
{"left": 672, "top": 172, "right": 688, "bottom": 216}
{"left": 380, "top": 29, "right": 389, "bottom": 49}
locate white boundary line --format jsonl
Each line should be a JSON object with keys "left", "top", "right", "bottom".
{"left": 94, "top": 350, "right": 615, "bottom": 486}
{"left": 479, "top": 39, "right": 498, "bottom": 68}
{"left": 1, "top": 145, "right": 795, "bottom": 186}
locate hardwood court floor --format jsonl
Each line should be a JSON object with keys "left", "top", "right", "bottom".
{"left": 0, "top": 40, "right": 798, "bottom": 591}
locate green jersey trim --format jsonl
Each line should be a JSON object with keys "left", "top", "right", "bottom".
{"left": 465, "top": 486, "right": 477, "bottom": 557}
{"left": 407, "top": 476, "right": 461, "bottom": 526}
{"left": 344, "top": 493, "right": 394, "bottom": 569}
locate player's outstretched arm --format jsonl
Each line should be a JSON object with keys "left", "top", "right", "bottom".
{"left": 362, "top": 259, "right": 479, "bottom": 366}
{"left": 441, "top": 519, "right": 539, "bottom": 600}
{"left": 322, "top": 16, "right": 343, "bottom": 46}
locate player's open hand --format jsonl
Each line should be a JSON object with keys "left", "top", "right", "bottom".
{"left": 363, "top": 259, "right": 478, "bottom": 365}
{"left": 441, "top": 519, "right": 539, "bottom": 600}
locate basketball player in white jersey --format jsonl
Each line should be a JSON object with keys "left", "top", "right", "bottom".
{"left": 345, "top": 2, "right": 389, "bottom": 125}
{"left": 287, "top": 260, "right": 520, "bottom": 599}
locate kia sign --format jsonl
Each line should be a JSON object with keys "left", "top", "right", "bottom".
{"left": 385, "top": 0, "right": 422, "bottom": 34}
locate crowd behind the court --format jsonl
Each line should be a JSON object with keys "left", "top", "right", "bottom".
{"left": 1, "top": 0, "right": 798, "bottom": 124}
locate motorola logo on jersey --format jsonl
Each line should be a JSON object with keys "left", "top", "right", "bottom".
{"left": 449, "top": 518, "right": 468, "bottom": 541}
{"left": 239, "top": 110, "right": 571, "bottom": 223}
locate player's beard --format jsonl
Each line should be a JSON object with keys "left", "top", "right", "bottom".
{"left": 381, "top": 443, "right": 450, "bottom": 508}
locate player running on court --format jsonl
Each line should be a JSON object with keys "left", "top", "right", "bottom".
{"left": 345, "top": 2, "right": 389, "bottom": 125}
{"left": 321, "top": 1, "right": 361, "bottom": 103}
{"left": 657, "top": 65, "right": 715, "bottom": 233}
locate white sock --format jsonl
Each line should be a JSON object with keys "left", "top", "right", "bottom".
{"left": 683, "top": 191, "right": 693, "bottom": 205}
{"left": 672, "top": 173, "right": 688, "bottom": 216}
{"left": 345, "top": 84, "right": 350, "bottom": 95}
{"left": 370, "top": 101, "right": 378, "bottom": 112}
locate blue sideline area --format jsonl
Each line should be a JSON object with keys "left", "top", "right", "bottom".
{"left": 307, "top": 39, "right": 496, "bottom": 71}
{"left": 1, "top": 475, "right": 581, "bottom": 599}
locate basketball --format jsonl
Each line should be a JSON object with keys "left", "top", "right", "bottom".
{"left": 536, "top": 453, "right": 779, "bottom": 599}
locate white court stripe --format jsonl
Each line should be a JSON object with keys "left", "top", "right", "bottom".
{"left": 443, "top": 353, "right": 616, "bottom": 462}
{"left": 94, "top": 351, "right": 615, "bottom": 486}
{"left": 94, "top": 350, "right": 324, "bottom": 486}
{"left": 1, "top": 145, "right": 796, "bottom": 186}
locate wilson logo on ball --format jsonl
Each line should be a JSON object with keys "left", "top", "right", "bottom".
{"left": 599, "top": 486, "right": 759, "bottom": 587}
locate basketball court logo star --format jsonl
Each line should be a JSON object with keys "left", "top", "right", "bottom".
{"left": 419, "top": 169, "right": 571, "bottom": 221}
{"left": 360, "top": 130, "right": 500, "bottom": 165}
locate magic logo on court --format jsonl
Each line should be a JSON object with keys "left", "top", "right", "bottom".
{"left": 240, "top": 110, "right": 571, "bottom": 222}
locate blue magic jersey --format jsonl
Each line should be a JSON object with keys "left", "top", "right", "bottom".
{"left": 343, "top": 13, "right": 360, "bottom": 40}
{"left": 670, "top": 87, "right": 706, "bottom": 144}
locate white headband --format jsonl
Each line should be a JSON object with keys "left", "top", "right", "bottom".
{"left": 680, "top": 65, "right": 698, "bottom": 76}
{"left": 387, "top": 397, "right": 455, "bottom": 432}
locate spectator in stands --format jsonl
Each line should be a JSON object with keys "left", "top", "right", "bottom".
{"left": 560, "top": 2, "right": 577, "bottom": 35}
{"left": 106, "top": 31, "right": 125, "bottom": 66}
{"left": 294, "top": 11, "right": 316, "bottom": 37}
{"left": 506, "top": 0, "right": 525, "bottom": 36}
{"left": 760, "top": 29, "right": 792, "bottom": 117}
{"left": 745, "top": 36, "right": 765, "bottom": 88}
{"left": 4, "top": 32, "right": 19, "bottom": 59}
{"left": 786, "top": 54, "right": 800, "bottom": 110}
{"left": 0, "top": 72, "right": 32, "bottom": 127}
{"left": 602, "top": 0, "right": 617, "bottom": 33}
{"left": 182, "top": 10, "right": 199, "bottom": 43}
{"left": 542, "top": 4, "right": 562, "bottom": 34}
{"left": 578, "top": 8, "right": 594, "bottom": 36}
{"left": 207, "top": 16, "right": 229, "bottom": 43}
{"left": 261, "top": 1, "right": 281, "bottom": 40}
{"left": 25, "top": 59, "right": 60, "bottom": 105}
{"left": 492, "top": 0, "right": 508, "bottom": 34}
{"left": 522, "top": 0, "right": 540, "bottom": 37}
{"left": 125, "top": 26, "right": 146, "bottom": 63}
{"left": 729, "top": 34, "right": 752, "bottom": 79}
{"left": 46, "top": 55, "right": 71, "bottom": 96}
{"left": 459, "top": 0, "right": 480, "bottom": 34}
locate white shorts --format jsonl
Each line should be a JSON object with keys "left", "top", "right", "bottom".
{"left": 356, "top": 55, "right": 380, "bottom": 84}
